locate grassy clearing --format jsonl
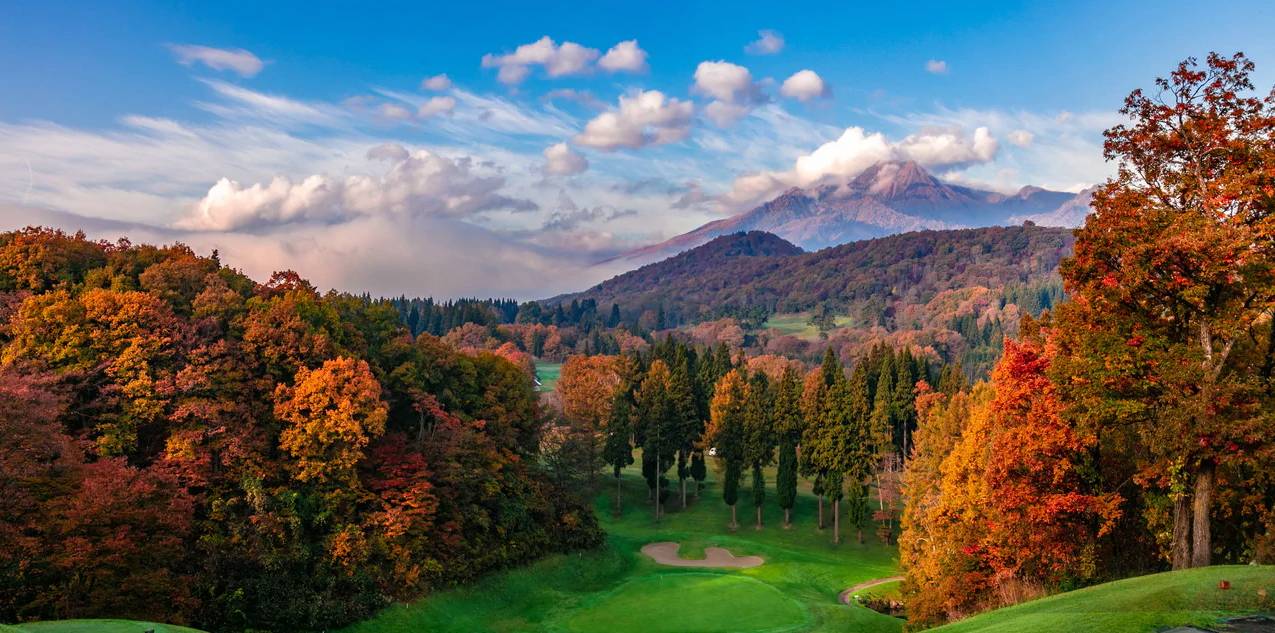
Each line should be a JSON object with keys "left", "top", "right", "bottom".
{"left": 764, "top": 313, "right": 854, "bottom": 341}
{"left": 0, "top": 620, "right": 205, "bottom": 633}
{"left": 931, "top": 565, "right": 1275, "bottom": 633}
{"left": 341, "top": 457, "right": 903, "bottom": 633}
{"left": 535, "top": 361, "right": 562, "bottom": 392}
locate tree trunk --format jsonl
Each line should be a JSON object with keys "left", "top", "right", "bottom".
{"left": 818, "top": 494, "right": 825, "bottom": 530}
{"left": 1191, "top": 463, "right": 1215, "bottom": 567}
{"left": 784, "top": 507, "right": 791, "bottom": 528}
{"left": 756, "top": 506, "right": 763, "bottom": 529}
{"left": 682, "top": 478, "right": 687, "bottom": 509}
{"left": 615, "top": 473, "right": 623, "bottom": 516}
{"left": 730, "top": 504, "right": 737, "bottom": 529}
{"left": 654, "top": 457, "right": 661, "bottom": 521}
{"left": 832, "top": 499, "right": 841, "bottom": 544}
{"left": 857, "top": 528, "right": 863, "bottom": 544}
{"left": 1171, "top": 490, "right": 1192, "bottom": 570}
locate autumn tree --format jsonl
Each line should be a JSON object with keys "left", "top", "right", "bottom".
{"left": 708, "top": 368, "right": 749, "bottom": 529}
{"left": 1059, "top": 52, "right": 1275, "bottom": 568}
{"left": 557, "top": 354, "right": 626, "bottom": 483}
{"left": 558, "top": 355, "right": 625, "bottom": 430}
{"left": 275, "top": 357, "right": 389, "bottom": 485}
{"left": 900, "top": 327, "right": 1122, "bottom": 626}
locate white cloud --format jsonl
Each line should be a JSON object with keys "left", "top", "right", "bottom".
{"left": 693, "top": 61, "right": 765, "bottom": 127}
{"left": 366, "top": 143, "right": 410, "bottom": 163}
{"left": 897, "top": 126, "right": 998, "bottom": 166}
{"left": 543, "top": 142, "right": 589, "bottom": 176}
{"left": 873, "top": 106, "right": 1119, "bottom": 192}
{"left": 723, "top": 125, "right": 1000, "bottom": 206}
{"left": 179, "top": 145, "right": 536, "bottom": 231}
{"left": 703, "top": 101, "right": 752, "bottom": 127}
{"left": 481, "top": 36, "right": 599, "bottom": 85}
{"left": 378, "top": 103, "right": 413, "bottom": 121}
{"left": 574, "top": 90, "right": 694, "bottom": 151}
{"left": 420, "top": 74, "right": 452, "bottom": 91}
{"left": 544, "top": 88, "right": 606, "bottom": 110}
{"left": 371, "top": 87, "right": 578, "bottom": 138}
{"left": 2, "top": 202, "right": 616, "bottom": 300}
{"left": 693, "top": 60, "right": 756, "bottom": 102}
{"left": 168, "top": 44, "right": 264, "bottom": 77}
{"left": 198, "top": 80, "right": 345, "bottom": 127}
{"left": 779, "top": 70, "right": 830, "bottom": 102}
{"left": 745, "top": 30, "right": 784, "bottom": 55}
{"left": 598, "top": 40, "right": 648, "bottom": 73}
{"left": 925, "top": 59, "right": 949, "bottom": 74}
{"left": 417, "top": 95, "right": 456, "bottom": 118}
{"left": 1008, "top": 129, "right": 1035, "bottom": 147}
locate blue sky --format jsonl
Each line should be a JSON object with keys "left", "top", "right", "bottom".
{"left": 1, "top": 1, "right": 1273, "bottom": 297}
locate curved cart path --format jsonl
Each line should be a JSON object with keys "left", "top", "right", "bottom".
{"left": 838, "top": 575, "right": 904, "bottom": 604}
{"left": 640, "top": 541, "right": 765, "bottom": 568}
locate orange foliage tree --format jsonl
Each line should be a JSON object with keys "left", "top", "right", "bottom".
{"left": 900, "top": 323, "right": 1119, "bottom": 626}
{"left": 1059, "top": 52, "right": 1275, "bottom": 568}
{"left": 274, "top": 357, "right": 389, "bottom": 485}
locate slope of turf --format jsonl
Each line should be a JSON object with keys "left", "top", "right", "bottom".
{"left": 340, "top": 458, "right": 903, "bottom": 633}
{"left": 564, "top": 573, "right": 810, "bottom": 633}
{"left": 931, "top": 565, "right": 1275, "bottom": 633}
{"left": 535, "top": 361, "right": 562, "bottom": 392}
{"left": 0, "top": 620, "right": 205, "bottom": 633}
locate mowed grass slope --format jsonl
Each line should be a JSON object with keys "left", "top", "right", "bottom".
{"left": 931, "top": 565, "right": 1275, "bottom": 633}
{"left": 765, "top": 313, "right": 853, "bottom": 341}
{"left": 341, "top": 458, "right": 903, "bottom": 633}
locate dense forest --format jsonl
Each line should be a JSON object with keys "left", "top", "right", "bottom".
{"left": 0, "top": 230, "right": 601, "bottom": 630}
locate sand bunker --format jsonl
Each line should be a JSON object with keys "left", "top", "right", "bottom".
{"left": 640, "top": 542, "right": 764, "bottom": 568}
{"left": 838, "top": 575, "right": 904, "bottom": 604}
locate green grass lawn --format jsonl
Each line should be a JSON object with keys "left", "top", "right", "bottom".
{"left": 765, "top": 313, "right": 854, "bottom": 341}
{"left": 931, "top": 565, "right": 1275, "bottom": 633}
{"left": 0, "top": 620, "right": 204, "bottom": 633}
{"left": 535, "top": 361, "right": 562, "bottom": 392}
{"left": 341, "top": 458, "right": 903, "bottom": 633}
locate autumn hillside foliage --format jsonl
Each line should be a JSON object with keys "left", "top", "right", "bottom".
{"left": 0, "top": 229, "right": 602, "bottom": 631}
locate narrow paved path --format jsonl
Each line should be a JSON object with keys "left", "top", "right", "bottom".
{"left": 838, "top": 575, "right": 904, "bottom": 604}
{"left": 640, "top": 541, "right": 765, "bottom": 568}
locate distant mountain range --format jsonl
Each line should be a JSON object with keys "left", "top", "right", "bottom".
{"left": 615, "top": 160, "right": 1091, "bottom": 262}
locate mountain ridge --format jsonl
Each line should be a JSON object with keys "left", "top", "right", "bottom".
{"left": 557, "top": 224, "right": 1075, "bottom": 330}
{"left": 615, "top": 160, "right": 1087, "bottom": 263}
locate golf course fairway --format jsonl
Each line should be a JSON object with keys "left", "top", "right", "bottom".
{"left": 564, "top": 573, "right": 810, "bottom": 633}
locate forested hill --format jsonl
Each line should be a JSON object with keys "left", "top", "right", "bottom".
{"left": 557, "top": 224, "right": 1074, "bottom": 326}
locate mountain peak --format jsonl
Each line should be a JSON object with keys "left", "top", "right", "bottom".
{"left": 851, "top": 160, "right": 941, "bottom": 197}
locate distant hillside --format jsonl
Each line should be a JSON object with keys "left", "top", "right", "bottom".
{"left": 615, "top": 160, "right": 1085, "bottom": 262}
{"left": 561, "top": 224, "right": 1074, "bottom": 327}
